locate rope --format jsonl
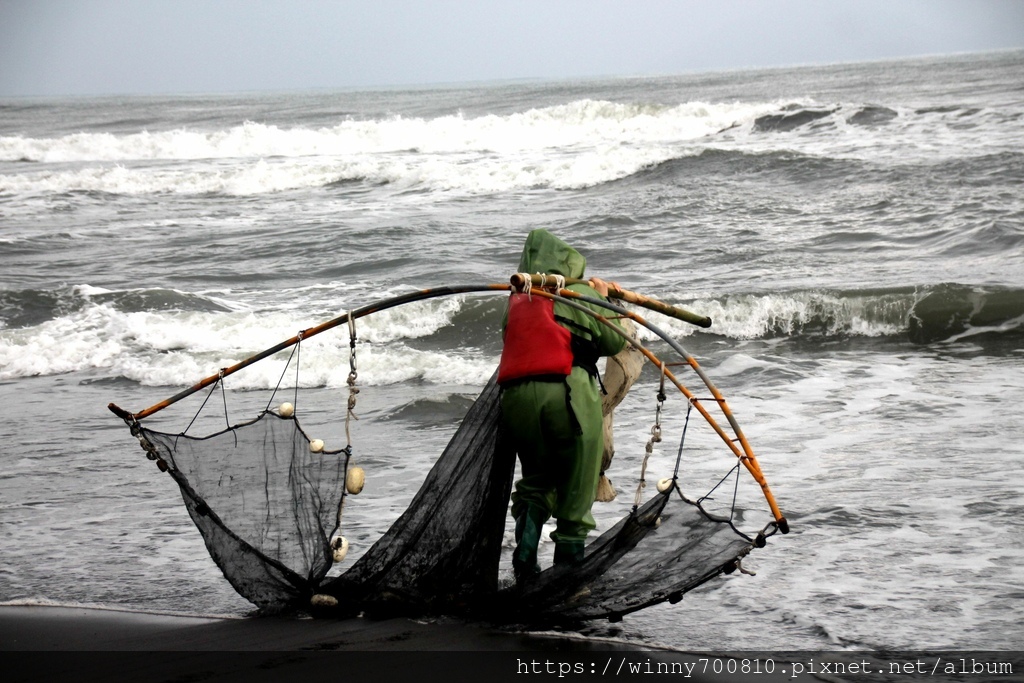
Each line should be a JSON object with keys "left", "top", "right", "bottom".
{"left": 697, "top": 463, "right": 740, "bottom": 508}
{"left": 183, "top": 377, "right": 221, "bottom": 436}
{"left": 216, "top": 370, "right": 229, "bottom": 428}
{"left": 512, "top": 272, "right": 566, "bottom": 297}
{"left": 514, "top": 273, "right": 533, "bottom": 295}
{"left": 344, "top": 312, "right": 359, "bottom": 453}
{"left": 264, "top": 332, "right": 302, "bottom": 414}
{"left": 634, "top": 362, "right": 666, "bottom": 510}
{"left": 695, "top": 462, "right": 753, "bottom": 542}
{"left": 293, "top": 333, "right": 302, "bottom": 408}
{"left": 337, "top": 312, "right": 360, "bottom": 532}
{"left": 671, "top": 400, "right": 693, "bottom": 480}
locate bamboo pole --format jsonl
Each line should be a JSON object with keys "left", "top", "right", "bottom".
{"left": 108, "top": 283, "right": 511, "bottom": 422}
{"left": 509, "top": 273, "right": 712, "bottom": 328}
{"left": 107, "top": 280, "right": 784, "bottom": 531}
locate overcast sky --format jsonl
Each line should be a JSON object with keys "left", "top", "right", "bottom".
{"left": 1, "top": 0, "right": 1022, "bottom": 97}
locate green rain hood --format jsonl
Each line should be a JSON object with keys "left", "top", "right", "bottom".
{"left": 510, "top": 229, "right": 624, "bottom": 357}
{"left": 518, "top": 229, "right": 586, "bottom": 279}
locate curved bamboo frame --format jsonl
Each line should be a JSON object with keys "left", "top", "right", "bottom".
{"left": 531, "top": 287, "right": 786, "bottom": 531}
{"left": 108, "top": 281, "right": 786, "bottom": 532}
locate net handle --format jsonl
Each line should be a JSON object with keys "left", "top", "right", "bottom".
{"left": 510, "top": 273, "right": 712, "bottom": 328}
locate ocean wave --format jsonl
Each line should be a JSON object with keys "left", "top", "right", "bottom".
{"left": 377, "top": 394, "right": 478, "bottom": 426}
{"left": 612, "top": 147, "right": 864, "bottom": 186}
{"left": 3, "top": 282, "right": 1020, "bottom": 385}
{"left": 749, "top": 103, "right": 906, "bottom": 133}
{"left": 659, "top": 284, "right": 1024, "bottom": 345}
{"left": 753, "top": 107, "right": 838, "bottom": 133}
{"left": 0, "top": 159, "right": 379, "bottom": 196}
{"left": 0, "top": 284, "right": 491, "bottom": 386}
{"left": 730, "top": 101, "right": 1021, "bottom": 168}
{"left": 4, "top": 96, "right": 1017, "bottom": 197}
{"left": 904, "top": 283, "right": 1024, "bottom": 344}
{"left": 15, "top": 144, "right": 1017, "bottom": 198}
{"left": 647, "top": 288, "right": 907, "bottom": 342}
{"left": 748, "top": 101, "right": 1008, "bottom": 135}
{"left": 0, "top": 99, "right": 775, "bottom": 164}
{"left": 3, "top": 95, "right": 1019, "bottom": 198}
{"left": 0, "top": 99, "right": 781, "bottom": 196}
{"left": 0, "top": 284, "right": 238, "bottom": 330}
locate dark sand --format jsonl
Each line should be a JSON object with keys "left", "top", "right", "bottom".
{"left": 0, "top": 604, "right": 575, "bottom": 651}
{"left": 1, "top": 605, "right": 799, "bottom": 682}
{"left": 0, "top": 605, "right": 663, "bottom": 682}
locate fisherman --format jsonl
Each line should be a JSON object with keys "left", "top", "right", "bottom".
{"left": 498, "top": 229, "right": 627, "bottom": 580}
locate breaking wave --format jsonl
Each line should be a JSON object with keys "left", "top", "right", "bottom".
{"left": 0, "top": 99, "right": 772, "bottom": 164}
{"left": 3, "top": 97, "right": 1015, "bottom": 197}
{"left": 0, "top": 99, "right": 776, "bottom": 196}
{"left": 3, "top": 282, "right": 1021, "bottom": 386}
{"left": 0, "top": 283, "right": 493, "bottom": 387}
{"left": 663, "top": 284, "right": 1024, "bottom": 345}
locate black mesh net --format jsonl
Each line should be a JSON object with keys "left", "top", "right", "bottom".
{"left": 322, "top": 373, "right": 516, "bottom": 615}
{"left": 137, "top": 413, "right": 349, "bottom": 610}
{"left": 129, "top": 369, "right": 760, "bottom": 623}
{"left": 500, "top": 493, "right": 753, "bottom": 623}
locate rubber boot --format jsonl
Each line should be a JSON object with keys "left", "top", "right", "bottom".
{"left": 512, "top": 506, "right": 545, "bottom": 581}
{"left": 553, "top": 540, "right": 585, "bottom": 566}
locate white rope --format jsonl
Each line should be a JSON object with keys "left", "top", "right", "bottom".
{"left": 336, "top": 310, "right": 360, "bottom": 533}
{"left": 514, "top": 272, "right": 533, "bottom": 294}
{"left": 634, "top": 362, "right": 666, "bottom": 508}
{"left": 345, "top": 311, "right": 359, "bottom": 446}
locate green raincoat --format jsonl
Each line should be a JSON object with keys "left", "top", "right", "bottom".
{"left": 501, "top": 229, "right": 626, "bottom": 543}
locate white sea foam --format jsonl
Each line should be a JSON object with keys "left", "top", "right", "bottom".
{"left": 0, "top": 99, "right": 781, "bottom": 196}
{"left": 0, "top": 288, "right": 494, "bottom": 387}
{"left": 1, "top": 100, "right": 773, "bottom": 162}
{"left": 649, "top": 290, "right": 911, "bottom": 340}
{"left": 0, "top": 284, "right": 920, "bottom": 385}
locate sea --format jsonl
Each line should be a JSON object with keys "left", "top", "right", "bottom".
{"left": 1, "top": 50, "right": 1022, "bottom": 653}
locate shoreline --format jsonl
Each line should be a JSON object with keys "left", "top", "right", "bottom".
{"left": 0, "top": 604, "right": 630, "bottom": 651}
{"left": 1, "top": 604, "right": 801, "bottom": 683}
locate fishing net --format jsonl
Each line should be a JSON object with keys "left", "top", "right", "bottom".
{"left": 133, "top": 413, "right": 348, "bottom": 610}
{"left": 111, "top": 283, "right": 786, "bottom": 623}
{"left": 322, "top": 373, "right": 516, "bottom": 616}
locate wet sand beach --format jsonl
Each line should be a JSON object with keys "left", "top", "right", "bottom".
{"left": 2, "top": 605, "right": 805, "bottom": 683}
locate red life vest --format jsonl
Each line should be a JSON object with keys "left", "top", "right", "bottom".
{"left": 497, "top": 293, "right": 574, "bottom": 385}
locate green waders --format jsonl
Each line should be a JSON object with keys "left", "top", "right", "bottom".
{"left": 501, "top": 366, "right": 605, "bottom": 574}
